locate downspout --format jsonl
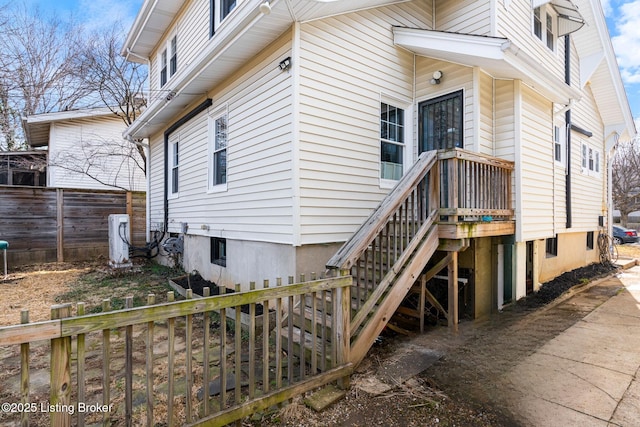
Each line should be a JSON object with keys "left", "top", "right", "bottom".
{"left": 564, "top": 34, "right": 572, "bottom": 229}
{"left": 163, "top": 98, "right": 213, "bottom": 232}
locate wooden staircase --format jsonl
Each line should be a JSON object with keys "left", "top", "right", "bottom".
{"left": 279, "top": 149, "right": 515, "bottom": 371}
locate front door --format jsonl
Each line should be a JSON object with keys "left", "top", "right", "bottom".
{"left": 418, "top": 90, "right": 464, "bottom": 154}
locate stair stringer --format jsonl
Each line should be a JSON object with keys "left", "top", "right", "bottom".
{"left": 349, "top": 223, "right": 440, "bottom": 366}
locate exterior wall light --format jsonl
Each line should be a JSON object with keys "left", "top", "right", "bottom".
{"left": 259, "top": 1, "right": 271, "bottom": 14}
{"left": 430, "top": 70, "right": 443, "bottom": 85}
{"left": 279, "top": 57, "right": 291, "bottom": 71}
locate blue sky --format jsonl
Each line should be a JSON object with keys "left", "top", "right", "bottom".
{"left": 18, "top": 0, "right": 640, "bottom": 131}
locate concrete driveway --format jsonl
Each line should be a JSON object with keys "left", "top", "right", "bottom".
{"left": 503, "top": 265, "right": 640, "bottom": 426}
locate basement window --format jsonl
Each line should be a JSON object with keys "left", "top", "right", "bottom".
{"left": 586, "top": 231, "right": 594, "bottom": 250}
{"left": 211, "top": 237, "right": 227, "bottom": 267}
{"left": 546, "top": 235, "right": 558, "bottom": 257}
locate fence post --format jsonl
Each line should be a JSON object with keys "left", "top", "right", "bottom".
{"left": 21, "top": 310, "right": 30, "bottom": 427}
{"left": 56, "top": 189, "right": 64, "bottom": 262}
{"left": 336, "top": 270, "right": 351, "bottom": 390}
{"left": 50, "top": 303, "right": 72, "bottom": 427}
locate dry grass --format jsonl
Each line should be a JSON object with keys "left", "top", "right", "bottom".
{"left": 0, "top": 263, "right": 90, "bottom": 325}
{"left": 616, "top": 243, "right": 640, "bottom": 260}
{"left": 0, "top": 261, "right": 181, "bottom": 326}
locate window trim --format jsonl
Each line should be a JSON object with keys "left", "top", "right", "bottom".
{"left": 581, "top": 141, "right": 601, "bottom": 178}
{"left": 379, "top": 95, "right": 412, "bottom": 189}
{"left": 533, "top": 5, "right": 557, "bottom": 52}
{"left": 158, "top": 34, "right": 178, "bottom": 89}
{"left": 210, "top": 0, "right": 240, "bottom": 36}
{"left": 208, "top": 106, "right": 229, "bottom": 193}
{"left": 553, "top": 124, "right": 566, "bottom": 166}
{"left": 169, "top": 135, "right": 179, "bottom": 198}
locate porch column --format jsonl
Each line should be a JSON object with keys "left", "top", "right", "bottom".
{"left": 448, "top": 251, "right": 459, "bottom": 333}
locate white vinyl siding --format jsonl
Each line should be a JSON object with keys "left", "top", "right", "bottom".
{"left": 297, "top": 5, "right": 432, "bottom": 245}
{"left": 570, "top": 88, "right": 605, "bottom": 231}
{"left": 47, "top": 116, "right": 145, "bottom": 191}
{"left": 478, "top": 71, "right": 494, "bottom": 156}
{"left": 148, "top": 133, "right": 165, "bottom": 231}
{"left": 519, "top": 85, "right": 555, "bottom": 240}
{"left": 435, "top": 0, "right": 492, "bottom": 36}
{"left": 496, "top": 0, "right": 565, "bottom": 80}
{"left": 147, "top": 35, "right": 294, "bottom": 243}
{"left": 494, "top": 80, "right": 515, "bottom": 161}
{"left": 149, "top": 0, "right": 209, "bottom": 99}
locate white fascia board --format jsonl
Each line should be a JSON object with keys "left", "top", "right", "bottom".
{"left": 394, "top": 27, "right": 510, "bottom": 61}
{"left": 587, "top": 0, "right": 636, "bottom": 138}
{"left": 25, "top": 107, "right": 116, "bottom": 124}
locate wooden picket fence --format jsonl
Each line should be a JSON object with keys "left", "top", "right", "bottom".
{"left": 0, "top": 273, "right": 352, "bottom": 426}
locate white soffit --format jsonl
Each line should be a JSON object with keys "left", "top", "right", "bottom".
{"left": 393, "top": 27, "right": 580, "bottom": 103}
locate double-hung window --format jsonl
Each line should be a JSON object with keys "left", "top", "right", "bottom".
{"left": 581, "top": 142, "right": 600, "bottom": 177}
{"left": 210, "top": 0, "right": 239, "bottom": 36}
{"left": 209, "top": 109, "right": 228, "bottom": 189}
{"left": 533, "top": 6, "right": 556, "bottom": 52}
{"left": 554, "top": 124, "right": 566, "bottom": 165}
{"left": 170, "top": 36, "right": 177, "bottom": 76}
{"left": 170, "top": 136, "right": 179, "bottom": 195}
{"left": 159, "top": 35, "right": 178, "bottom": 87}
{"left": 581, "top": 142, "right": 601, "bottom": 177}
{"left": 160, "top": 49, "right": 168, "bottom": 87}
{"left": 380, "top": 103, "right": 405, "bottom": 181}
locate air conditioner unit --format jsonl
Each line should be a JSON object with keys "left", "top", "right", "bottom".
{"left": 108, "top": 214, "right": 132, "bottom": 268}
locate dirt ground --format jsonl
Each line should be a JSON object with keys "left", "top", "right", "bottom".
{"left": 0, "top": 249, "right": 636, "bottom": 426}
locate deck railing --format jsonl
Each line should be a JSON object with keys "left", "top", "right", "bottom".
{"left": 0, "top": 274, "right": 352, "bottom": 427}
{"left": 437, "top": 149, "right": 514, "bottom": 222}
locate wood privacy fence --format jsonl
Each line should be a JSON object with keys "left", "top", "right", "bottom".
{"left": 0, "top": 186, "right": 145, "bottom": 266}
{"left": 0, "top": 273, "right": 352, "bottom": 426}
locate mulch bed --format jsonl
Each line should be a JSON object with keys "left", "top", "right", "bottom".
{"left": 518, "top": 262, "right": 618, "bottom": 308}
{"left": 172, "top": 273, "right": 265, "bottom": 315}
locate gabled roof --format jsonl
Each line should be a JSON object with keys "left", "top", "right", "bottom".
{"left": 571, "top": 0, "right": 635, "bottom": 142}
{"left": 22, "top": 107, "right": 119, "bottom": 148}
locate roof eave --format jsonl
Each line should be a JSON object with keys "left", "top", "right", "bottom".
{"left": 393, "top": 27, "right": 581, "bottom": 103}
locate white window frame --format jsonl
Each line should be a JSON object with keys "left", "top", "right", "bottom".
{"left": 533, "top": 5, "right": 557, "bottom": 52}
{"left": 380, "top": 95, "right": 412, "bottom": 189}
{"left": 553, "top": 124, "right": 566, "bottom": 166}
{"left": 158, "top": 33, "right": 178, "bottom": 88}
{"left": 169, "top": 135, "right": 179, "bottom": 198}
{"left": 581, "top": 141, "right": 601, "bottom": 177}
{"left": 208, "top": 106, "right": 229, "bottom": 193}
{"left": 211, "top": 0, "right": 241, "bottom": 34}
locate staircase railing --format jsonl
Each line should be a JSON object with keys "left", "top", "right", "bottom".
{"left": 326, "top": 151, "right": 439, "bottom": 356}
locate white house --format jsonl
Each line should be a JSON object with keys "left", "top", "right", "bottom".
{"left": 122, "top": 0, "right": 635, "bottom": 322}
{"left": 23, "top": 107, "right": 146, "bottom": 191}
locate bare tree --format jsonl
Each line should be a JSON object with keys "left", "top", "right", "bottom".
{"left": 0, "top": 4, "right": 90, "bottom": 150}
{"left": 612, "top": 137, "right": 640, "bottom": 226}
{"left": 50, "top": 133, "right": 145, "bottom": 191}
{"left": 75, "top": 23, "right": 148, "bottom": 173}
